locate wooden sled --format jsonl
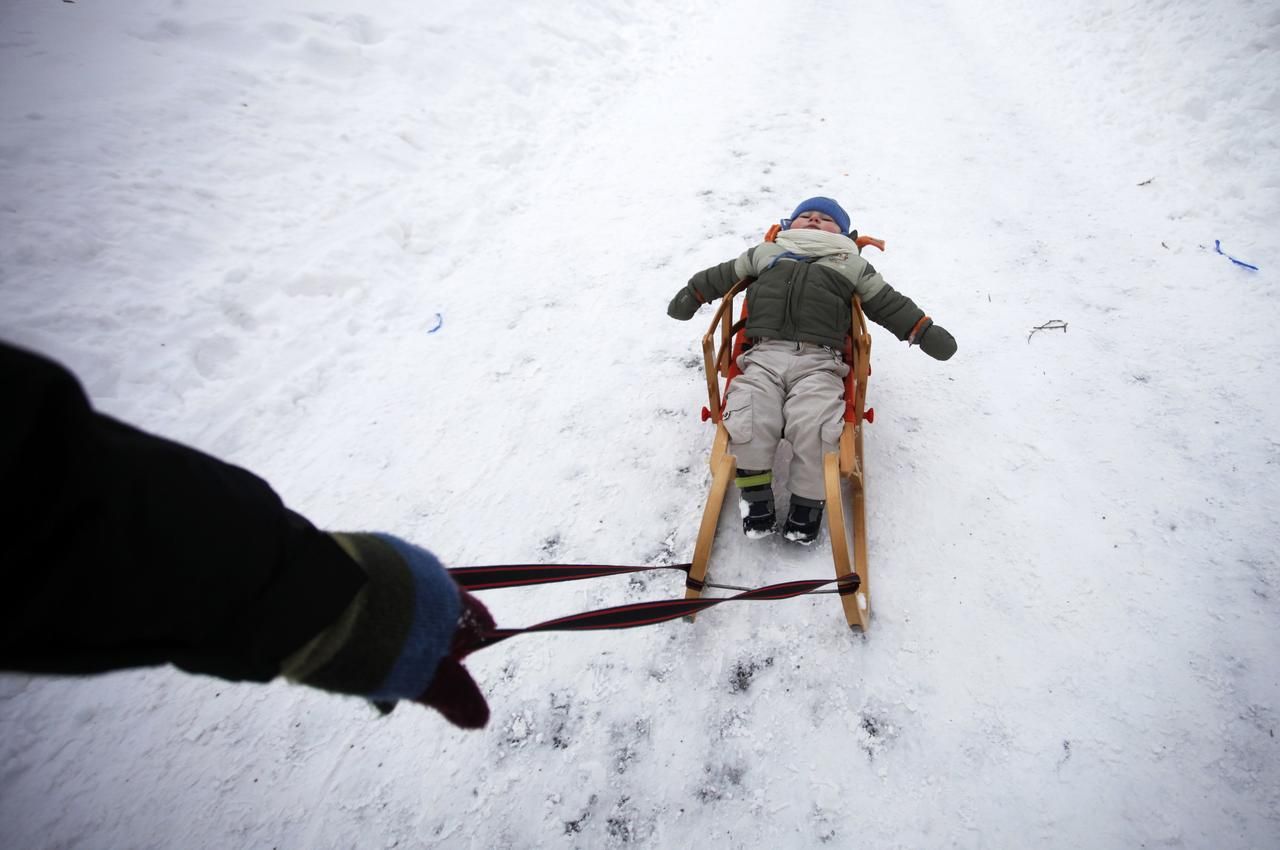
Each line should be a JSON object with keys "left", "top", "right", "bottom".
{"left": 685, "top": 230, "right": 880, "bottom": 631}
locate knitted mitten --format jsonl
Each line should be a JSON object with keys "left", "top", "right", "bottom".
{"left": 282, "top": 533, "right": 492, "bottom": 728}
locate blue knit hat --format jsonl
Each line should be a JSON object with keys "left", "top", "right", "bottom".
{"left": 785, "top": 197, "right": 851, "bottom": 234}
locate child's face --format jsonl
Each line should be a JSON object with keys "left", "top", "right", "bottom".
{"left": 789, "top": 211, "right": 843, "bottom": 233}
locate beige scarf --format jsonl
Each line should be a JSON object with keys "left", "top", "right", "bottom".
{"left": 772, "top": 228, "right": 854, "bottom": 260}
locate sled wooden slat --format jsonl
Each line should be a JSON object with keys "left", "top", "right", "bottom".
{"left": 699, "top": 279, "right": 749, "bottom": 424}
{"left": 824, "top": 452, "right": 863, "bottom": 630}
{"left": 686, "top": 432, "right": 733, "bottom": 619}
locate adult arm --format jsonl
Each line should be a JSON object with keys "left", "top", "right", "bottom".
{"left": 0, "top": 342, "right": 488, "bottom": 725}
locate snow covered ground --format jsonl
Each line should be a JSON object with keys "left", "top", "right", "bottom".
{"left": 2, "top": 0, "right": 1278, "bottom": 847}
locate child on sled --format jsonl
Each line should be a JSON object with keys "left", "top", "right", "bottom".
{"left": 668, "top": 197, "right": 956, "bottom": 544}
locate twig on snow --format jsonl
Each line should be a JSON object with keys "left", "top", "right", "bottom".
{"left": 1028, "top": 320, "right": 1068, "bottom": 343}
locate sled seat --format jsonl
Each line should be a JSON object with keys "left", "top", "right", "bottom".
{"left": 686, "top": 226, "right": 880, "bottom": 630}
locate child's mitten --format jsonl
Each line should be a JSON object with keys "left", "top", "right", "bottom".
{"left": 915, "top": 320, "right": 957, "bottom": 361}
{"left": 667, "top": 286, "right": 702, "bottom": 320}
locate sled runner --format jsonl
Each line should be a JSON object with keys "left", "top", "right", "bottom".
{"left": 685, "top": 226, "right": 882, "bottom": 631}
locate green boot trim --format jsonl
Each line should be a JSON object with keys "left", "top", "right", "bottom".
{"left": 735, "top": 470, "right": 773, "bottom": 490}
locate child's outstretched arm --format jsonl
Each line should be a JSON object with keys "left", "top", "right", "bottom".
{"left": 668, "top": 250, "right": 758, "bottom": 321}
{"left": 862, "top": 282, "right": 958, "bottom": 361}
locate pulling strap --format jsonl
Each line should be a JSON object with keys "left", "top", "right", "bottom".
{"left": 447, "top": 562, "right": 860, "bottom": 651}
{"left": 449, "top": 562, "right": 664, "bottom": 590}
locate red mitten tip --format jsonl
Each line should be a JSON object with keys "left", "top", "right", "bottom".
{"left": 450, "top": 589, "right": 495, "bottom": 659}
{"left": 417, "top": 658, "right": 489, "bottom": 729}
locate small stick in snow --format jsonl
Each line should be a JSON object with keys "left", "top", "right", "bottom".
{"left": 1137, "top": 177, "right": 1154, "bottom": 186}
{"left": 1027, "top": 320, "right": 1068, "bottom": 343}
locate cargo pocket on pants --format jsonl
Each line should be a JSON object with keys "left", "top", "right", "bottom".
{"left": 723, "top": 388, "right": 754, "bottom": 444}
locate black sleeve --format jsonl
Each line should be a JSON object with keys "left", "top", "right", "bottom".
{"left": 0, "top": 342, "right": 366, "bottom": 683}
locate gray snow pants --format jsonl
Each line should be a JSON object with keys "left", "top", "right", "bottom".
{"left": 721, "top": 339, "right": 849, "bottom": 502}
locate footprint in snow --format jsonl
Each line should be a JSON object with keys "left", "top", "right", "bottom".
{"left": 728, "top": 654, "right": 775, "bottom": 694}
{"left": 695, "top": 760, "right": 748, "bottom": 803}
{"left": 856, "top": 709, "right": 899, "bottom": 761}
{"left": 610, "top": 717, "right": 651, "bottom": 776}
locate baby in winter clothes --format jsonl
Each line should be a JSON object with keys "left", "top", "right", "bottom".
{"left": 668, "top": 197, "right": 956, "bottom": 543}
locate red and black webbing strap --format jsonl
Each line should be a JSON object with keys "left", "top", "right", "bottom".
{"left": 447, "top": 561, "right": 685, "bottom": 590}
{"left": 454, "top": 564, "right": 861, "bottom": 652}
{"left": 370, "top": 565, "right": 860, "bottom": 714}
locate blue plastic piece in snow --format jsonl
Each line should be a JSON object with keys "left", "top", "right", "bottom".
{"left": 1214, "top": 240, "right": 1259, "bottom": 271}
{"left": 427, "top": 313, "right": 444, "bottom": 333}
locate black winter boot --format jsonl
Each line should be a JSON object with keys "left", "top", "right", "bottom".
{"left": 735, "top": 468, "right": 776, "bottom": 538}
{"left": 783, "top": 497, "right": 824, "bottom": 545}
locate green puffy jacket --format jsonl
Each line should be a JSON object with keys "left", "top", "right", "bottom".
{"left": 684, "top": 238, "right": 929, "bottom": 349}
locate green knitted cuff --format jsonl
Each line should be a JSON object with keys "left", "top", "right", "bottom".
{"left": 282, "top": 533, "right": 416, "bottom": 695}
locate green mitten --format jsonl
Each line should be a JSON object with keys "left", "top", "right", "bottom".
{"left": 917, "top": 321, "right": 957, "bottom": 361}
{"left": 667, "top": 287, "right": 702, "bottom": 320}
